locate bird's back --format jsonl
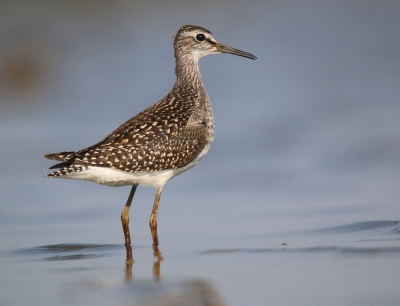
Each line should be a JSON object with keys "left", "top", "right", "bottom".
{"left": 45, "top": 81, "right": 214, "bottom": 178}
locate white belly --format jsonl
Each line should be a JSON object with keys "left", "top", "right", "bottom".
{"left": 55, "top": 142, "right": 212, "bottom": 188}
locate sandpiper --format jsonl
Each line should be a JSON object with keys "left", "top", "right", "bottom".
{"left": 44, "top": 25, "right": 256, "bottom": 246}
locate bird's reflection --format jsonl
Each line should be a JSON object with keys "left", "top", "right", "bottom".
{"left": 152, "top": 245, "right": 164, "bottom": 282}
{"left": 124, "top": 244, "right": 134, "bottom": 283}
{"left": 124, "top": 244, "right": 164, "bottom": 283}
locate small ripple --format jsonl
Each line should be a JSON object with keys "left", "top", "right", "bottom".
{"left": 319, "top": 220, "right": 400, "bottom": 235}
{"left": 44, "top": 254, "right": 95, "bottom": 261}
{"left": 200, "top": 245, "right": 400, "bottom": 256}
{"left": 12, "top": 243, "right": 123, "bottom": 261}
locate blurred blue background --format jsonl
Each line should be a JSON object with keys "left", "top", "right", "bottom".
{"left": 1, "top": 1, "right": 399, "bottom": 305}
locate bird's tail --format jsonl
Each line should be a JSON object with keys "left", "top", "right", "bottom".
{"left": 43, "top": 151, "right": 75, "bottom": 162}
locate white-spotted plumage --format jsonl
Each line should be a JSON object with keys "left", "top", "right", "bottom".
{"left": 44, "top": 25, "right": 256, "bottom": 246}
{"left": 53, "top": 142, "right": 211, "bottom": 187}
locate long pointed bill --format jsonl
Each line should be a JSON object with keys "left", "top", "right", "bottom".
{"left": 216, "top": 43, "right": 257, "bottom": 60}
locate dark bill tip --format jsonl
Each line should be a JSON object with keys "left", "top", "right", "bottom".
{"left": 217, "top": 43, "right": 257, "bottom": 60}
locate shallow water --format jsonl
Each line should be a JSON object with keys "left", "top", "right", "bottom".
{"left": 2, "top": 220, "right": 400, "bottom": 305}
{"left": 1, "top": 1, "right": 400, "bottom": 305}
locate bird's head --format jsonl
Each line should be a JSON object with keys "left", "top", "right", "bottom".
{"left": 174, "top": 25, "right": 257, "bottom": 61}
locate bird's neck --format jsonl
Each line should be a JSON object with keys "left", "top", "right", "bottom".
{"left": 174, "top": 55, "right": 205, "bottom": 93}
{"left": 173, "top": 54, "right": 214, "bottom": 138}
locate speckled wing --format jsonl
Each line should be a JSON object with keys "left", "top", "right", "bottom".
{"left": 109, "top": 122, "right": 208, "bottom": 172}
{"left": 44, "top": 96, "right": 208, "bottom": 173}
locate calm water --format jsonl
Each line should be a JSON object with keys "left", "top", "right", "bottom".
{"left": 1, "top": 1, "right": 400, "bottom": 305}
{"left": 1, "top": 221, "right": 400, "bottom": 305}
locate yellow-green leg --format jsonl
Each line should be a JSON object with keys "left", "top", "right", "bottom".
{"left": 149, "top": 185, "right": 163, "bottom": 245}
{"left": 121, "top": 185, "right": 137, "bottom": 246}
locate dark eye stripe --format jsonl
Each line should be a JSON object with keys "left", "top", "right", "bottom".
{"left": 206, "top": 38, "right": 216, "bottom": 46}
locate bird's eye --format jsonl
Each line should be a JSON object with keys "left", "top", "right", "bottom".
{"left": 196, "top": 33, "right": 205, "bottom": 42}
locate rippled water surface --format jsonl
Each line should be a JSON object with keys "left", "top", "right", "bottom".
{"left": 1, "top": 1, "right": 400, "bottom": 305}
{"left": 2, "top": 221, "right": 400, "bottom": 305}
